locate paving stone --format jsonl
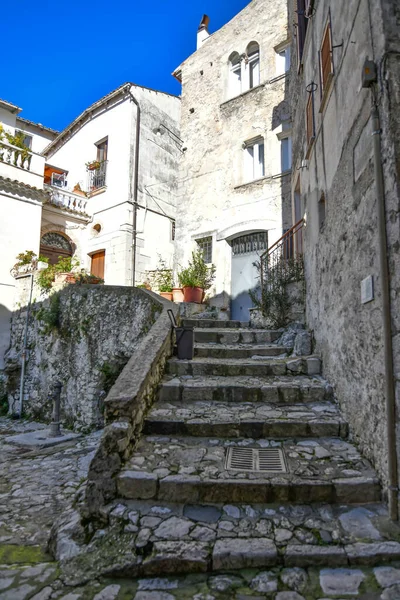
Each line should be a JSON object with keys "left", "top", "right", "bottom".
{"left": 92, "top": 585, "right": 121, "bottom": 599}
{"left": 212, "top": 538, "right": 277, "bottom": 570}
{"left": 153, "top": 516, "right": 192, "bottom": 539}
{"left": 285, "top": 545, "right": 347, "bottom": 567}
{"left": 138, "top": 578, "right": 179, "bottom": 590}
{"left": 134, "top": 593, "right": 175, "bottom": 600}
{"left": 0, "top": 578, "right": 14, "bottom": 591}
{"left": 280, "top": 568, "right": 308, "bottom": 592}
{"left": 319, "top": 568, "right": 365, "bottom": 595}
{"left": 275, "top": 593, "right": 305, "bottom": 600}
{"left": 117, "top": 471, "right": 158, "bottom": 500}
{"left": 339, "top": 508, "right": 382, "bottom": 541}
{"left": 374, "top": 566, "right": 400, "bottom": 587}
{"left": 183, "top": 505, "right": 221, "bottom": 523}
{"left": 250, "top": 571, "right": 278, "bottom": 592}
{"left": 0, "top": 585, "right": 37, "bottom": 600}
{"left": 381, "top": 585, "right": 400, "bottom": 600}
{"left": 30, "top": 587, "right": 53, "bottom": 600}
{"left": 208, "top": 575, "right": 243, "bottom": 592}
{"left": 346, "top": 542, "right": 400, "bottom": 565}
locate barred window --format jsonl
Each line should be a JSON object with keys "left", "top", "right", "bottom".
{"left": 196, "top": 236, "right": 212, "bottom": 263}
{"left": 231, "top": 232, "right": 268, "bottom": 256}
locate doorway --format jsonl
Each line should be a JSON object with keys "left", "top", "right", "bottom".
{"left": 230, "top": 232, "right": 268, "bottom": 322}
{"left": 40, "top": 232, "right": 73, "bottom": 265}
{"left": 91, "top": 250, "right": 105, "bottom": 279}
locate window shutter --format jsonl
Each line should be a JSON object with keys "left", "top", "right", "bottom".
{"left": 328, "top": 8, "right": 335, "bottom": 74}
{"left": 296, "top": 0, "right": 308, "bottom": 67}
{"left": 318, "top": 50, "right": 322, "bottom": 98}
{"left": 306, "top": 91, "right": 315, "bottom": 147}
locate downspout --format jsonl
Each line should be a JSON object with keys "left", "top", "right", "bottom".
{"left": 371, "top": 98, "right": 399, "bottom": 521}
{"left": 127, "top": 87, "right": 141, "bottom": 287}
{"left": 17, "top": 273, "right": 34, "bottom": 418}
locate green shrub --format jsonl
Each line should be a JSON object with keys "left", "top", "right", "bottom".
{"left": 178, "top": 249, "right": 216, "bottom": 290}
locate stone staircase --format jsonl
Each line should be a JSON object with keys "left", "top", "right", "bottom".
{"left": 76, "top": 319, "right": 400, "bottom": 581}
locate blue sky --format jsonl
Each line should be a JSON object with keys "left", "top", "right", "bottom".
{"left": 3, "top": 0, "right": 250, "bottom": 132}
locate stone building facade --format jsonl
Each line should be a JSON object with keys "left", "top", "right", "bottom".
{"left": 173, "top": 0, "right": 292, "bottom": 320}
{"left": 289, "top": 0, "right": 400, "bottom": 508}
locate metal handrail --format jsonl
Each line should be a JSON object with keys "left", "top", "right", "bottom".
{"left": 261, "top": 218, "right": 304, "bottom": 260}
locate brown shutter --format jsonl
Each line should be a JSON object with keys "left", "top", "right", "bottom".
{"left": 320, "top": 11, "right": 334, "bottom": 91}
{"left": 91, "top": 250, "right": 105, "bottom": 279}
{"left": 306, "top": 92, "right": 315, "bottom": 146}
{"left": 296, "top": 0, "right": 308, "bottom": 67}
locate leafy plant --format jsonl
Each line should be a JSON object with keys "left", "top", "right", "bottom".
{"left": 15, "top": 250, "right": 37, "bottom": 266}
{"left": 178, "top": 249, "right": 216, "bottom": 290}
{"left": 37, "top": 256, "right": 80, "bottom": 290}
{"left": 0, "top": 125, "right": 32, "bottom": 167}
{"left": 85, "top": 160, "right": 101, "bottom": 170}
{"left": 74, "top": 270, "right": 104, "bottom": 284}
{"left": 36, "top": 293, "right": 61, "bottom": 333}
{"left": 153, "top": 257, "right": 174, "bottom": 292}
{"left": 249, "top": 254, "right": 304, "bottom": 329}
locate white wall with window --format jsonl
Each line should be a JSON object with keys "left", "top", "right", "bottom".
{"left": 244, "top": 137, "right": 265, "bottom": 181}
{"left": 227, "top": 41, "right": 260, "bottom": 99}
{"left": 275, "top": 42, "right": 291, "bottom": 76}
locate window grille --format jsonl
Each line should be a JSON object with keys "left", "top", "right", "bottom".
{"left": 196, "top": 236, "right": 213, "bottom": 263}
{"left": 231, "top": 232, "right": 268, "bottom": 256}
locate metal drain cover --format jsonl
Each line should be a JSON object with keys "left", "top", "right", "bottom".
{"left": 225, "top": 447, "right": 287, "bottom": 473}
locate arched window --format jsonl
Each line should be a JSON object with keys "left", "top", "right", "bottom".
{"left": 40, "top": 232, "right": 73, "bottom": 265}
{"left": 229, "top": 52, "right": 242, "bottom": 97}
{"left": 246, "top": 42, "right": 260, "bottom": 88}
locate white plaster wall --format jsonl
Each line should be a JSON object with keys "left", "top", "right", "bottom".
{"left": 46, "top": 85, "right": 181, "bottom": 286}
{"left": 15, "top": 120, "right": 57, "bottom": 154}
{"left": 0, "top": 107, "right": 17, "bottom": 132}
{"left": 0, "top": 192, "right": 42, "bottom": 368}
{"left": 174, "top": 0, "right": 291, "bottom": 307}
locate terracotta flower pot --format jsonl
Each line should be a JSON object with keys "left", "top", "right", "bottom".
{"left": 55, "top": 272, "right": 76, "bottom": 284}
{"left": 160, "top": 291, "right": 173, "bottom": 301}
{"left": 183, "top": 286, "right": 203, "bottom": 303}
{"left": 172, "top": 287, "right": 184, "bottom": 303}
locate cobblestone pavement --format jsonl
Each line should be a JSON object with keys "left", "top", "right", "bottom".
{"left": 1, "top": 421, "right": 400, "bottom": 598}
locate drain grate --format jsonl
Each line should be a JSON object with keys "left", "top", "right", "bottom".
{"left": 225, "top": 447, "right": 287, "bottom": 473}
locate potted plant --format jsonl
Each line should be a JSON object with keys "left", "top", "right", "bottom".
{"left": 154, "top": 258, "right": 174, "bottom": 301}
{"left": 85, "top": 160, "right": 101, "bottom": 171}
{"left": 172, "top": 286, "right": 184, "bottom": 303}
{"left": 178, "top": 249, "right": 216, "bottom": 303}
{"left": 74, "top": 270, "right": 104, "bottom": 285}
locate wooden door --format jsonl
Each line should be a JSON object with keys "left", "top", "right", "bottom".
{"left": 91, "top": 251, "right": 105, "bottom": 279}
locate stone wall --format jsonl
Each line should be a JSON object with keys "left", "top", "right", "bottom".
{"left": 5, "top": 280, "right": 161, "bottom": 430}
{"left": 288, "top": 0, "right": 400, "bottom": 491}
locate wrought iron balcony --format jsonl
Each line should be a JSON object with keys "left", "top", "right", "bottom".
{"left": 87, "top": 160, "right": 107, "bottom": 192}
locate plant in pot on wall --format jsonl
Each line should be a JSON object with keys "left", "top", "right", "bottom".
{"left": 85, "top": 160, "right": 101, "bottom": 171}
{"left": 154, "top": 258, "right": 174, "bottom": 301}
{"left": 178, "top": 249, "right": 216, "bottom": 303}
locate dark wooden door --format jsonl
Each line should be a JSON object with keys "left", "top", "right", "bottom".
{"left": 91, "top": 251, "right": 105, "bottom": 279}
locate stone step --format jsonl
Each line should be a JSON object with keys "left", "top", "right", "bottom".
{"left": 166, "top": 356, "right": 321, "bottom": 377}
{"left": 100, "top": 499, "right": 400, "bottom": 576}
{"left": 117, "top": 436, "right": 380, "bottom": 505}
{"left": 159, "top": 375, "right": 332, "bottom": 404}
{"left": 194, "top": 343, "right": 289, "bottom": 359}
{"left": 182, "top": 319, "right": 249, "bottom": 329}
{"left": 194, "top": 328, "right": 281, "bottom": 344}
{"left": 143, "top": 400, "right": 348, "bottom": 439}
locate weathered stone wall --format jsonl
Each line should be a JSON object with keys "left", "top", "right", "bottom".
{"left": 83, "top": 295, "right": 178, "bottom": 518}
{"left": 5, "top": 281, "right": 161, "bottom": 430}
{"left": 289, "top": 0, "right": 400, "bottom": 490}
{"left": 174, "top": 0, "right": 291, "bottom": 309}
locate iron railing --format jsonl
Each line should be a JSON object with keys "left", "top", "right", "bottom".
{"left": 88, "top": 160, "right": 107, "bottom": 192}
{"left": 260, "top": 218, "right": 304, "bottom": 297}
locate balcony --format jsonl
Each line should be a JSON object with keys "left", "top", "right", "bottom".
{"left": 0, "top": 140, "right": 45, "bottom": 189}
{"left": 44, "top": 185, "right": 89, "bottom": 216}
{"left": 87, "top": 160, "right": 107, "bottom": 193}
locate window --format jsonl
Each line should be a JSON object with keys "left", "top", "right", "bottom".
{"left": 96, "top": 138, "right": 108, "bottom": 162}
{"left": 228, "top": 42, "right": 260, "bottom": 99}
{"left": 231, "top": 232, "right": 268, "bottom": 255}
{"left": 15, "top": 131, "right": 32, "bottom": 149}
{"left": 247, "top": 42, "right": 260, "bottom": 89}
{"left": 196, "top": 236, "right": 212, "bottom": 263}
{"left": 171, "top": 220, "right": 176, "bottom": 241}
{"left": 229, "top": 52, "right": 242, "bottom": 97}
{"left": 276, "top": 46, "right": 291, "bottom": 76}
{"left": 295, "top": 0, "right": 309, "bottom": 68}
{"left": 319, "top": 13, "right": 334, "bottom": 96}
{"left": 244, "top": 137, "right": 265, "bottom": 181}
{"left": 281, "top": 136, "right": 292, "bottom": 171}
{"left": 306, "top": 92, "right": 315, "bottom": 151}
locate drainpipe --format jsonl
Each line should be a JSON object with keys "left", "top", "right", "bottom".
{"left": 371, "top": 99, "right": 399, "bottom": 521}
{"left": 127, "top": 87, "right": 141, "bottom": 287}
{"left": 17, "top": 273, "right": 34, "bottom": 418}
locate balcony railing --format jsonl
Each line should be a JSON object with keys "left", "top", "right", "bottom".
{"left": 87, "top": 160, "right": 107, "bottom": 192}
{"left": 0, "top": 140, "right": 45, "bottom": 188}
{"left": 45, "top": 185, "right": 89, "bottom": 216}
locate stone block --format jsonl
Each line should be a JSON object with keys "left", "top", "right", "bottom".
{"left": 284, "top": 545, "right": 347, "bottom": 567}
{"left": 333, "top": 477, "right": 381, "bottom": 503}
{"left": 212, "top": 538, "right": 277, "bottom": 570}
{"left": 142, "top": 541, "right": 209, "bottom": 575}
{"left": 306, "top": 357, "right": 321, "bottom": 375}
{"left": 345, "top": 542, "right": 400, "bottom": 565}
{"left": 319, "top": 568, "right": 365, "bottom": 595}
{"left": 158, "top": 476, "right": 201, "bottom": 502}
{"left": 117, "top": 471, "right": 158, "bottom": 500}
